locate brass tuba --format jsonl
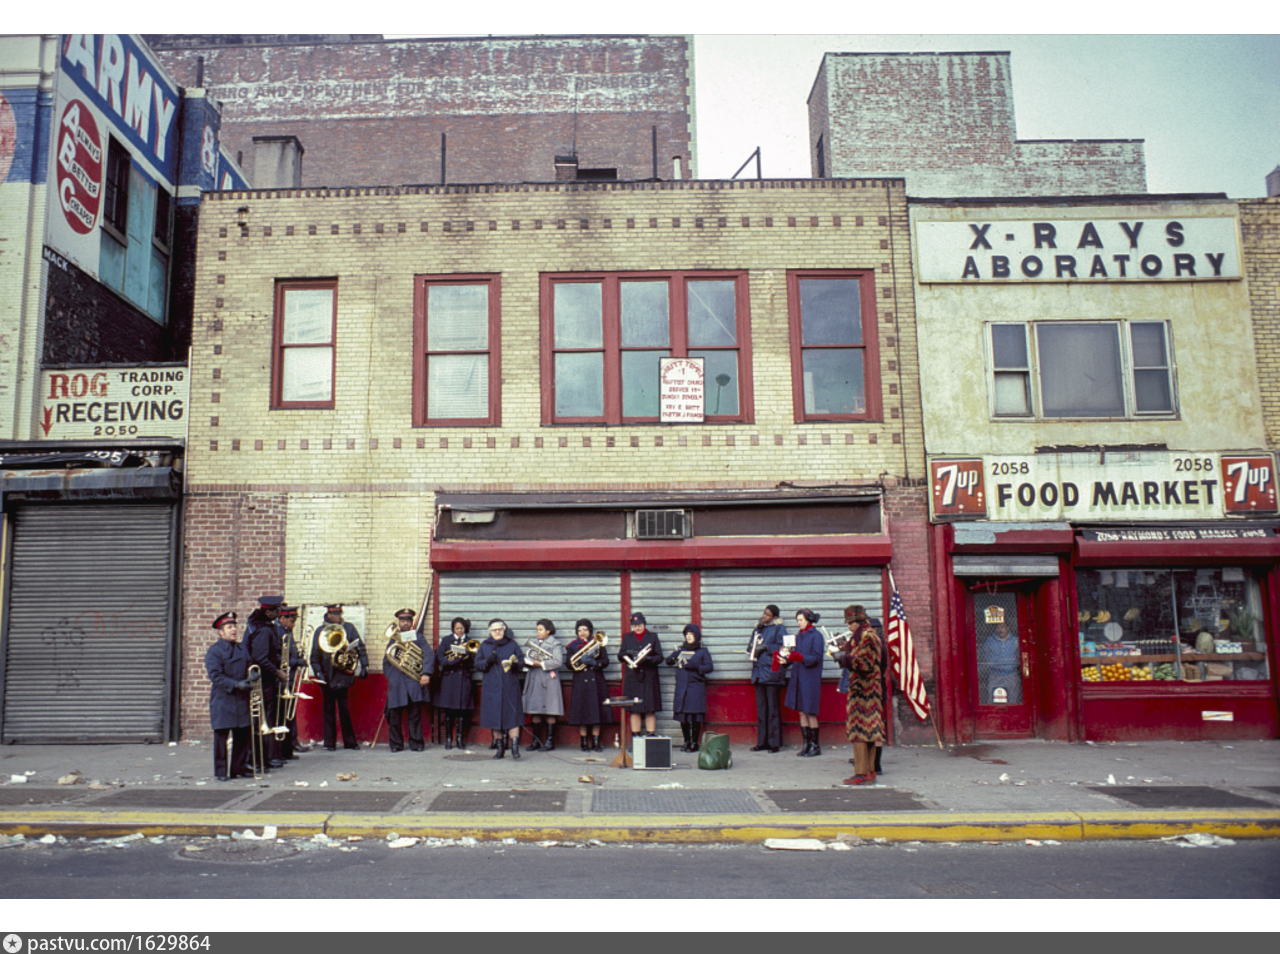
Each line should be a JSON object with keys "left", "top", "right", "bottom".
{"left": 318, "top": 622, "right": 359, "bottom": 674}
{"left": 384, "top": 621, "right": 424, "bottom": 679}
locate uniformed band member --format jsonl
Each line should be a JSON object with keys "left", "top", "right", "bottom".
{"left": 244, "top": 595, "right": 286, "bottom": 770}
{"left": 667, "top": 623, "right": 714, "bottom": 752}
{"left": 476, "top": 619, "right": 526, "bottom": 759}
{"left": 436, "top": 617, "right": 476, "bottom": 750}
{"left": 309, "top": 604, "right": 369, "bottom": 751}
{"left": 748, "top": 604, "right": 787, "bottom": 753}
{"left": 205, "top": 612, "right": 252, "bottom": 781}
{"left": 782, "top": 608, "right": 825, "bottom": 757}
{"left": 619, "top": 612, "right": 663, "bottom": 739}
{"left": 276, "top": 605, "right": 309, "bottom": 757}
{"left": 565, "top": 618, "right": 609, "bottom": 752}
{"left": 522, "top": 618, "right": 564, "bottom": 751}
{"left": 384, "top": 608, "right": 434, "bottom": 752}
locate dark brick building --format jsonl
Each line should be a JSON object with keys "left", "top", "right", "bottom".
{"left": 146, "top": 34, "right": 696, "bottom": 188}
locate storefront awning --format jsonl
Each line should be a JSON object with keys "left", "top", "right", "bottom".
{"left": 0, "top": 466, "right": 180, "bottom": 502}
{"left": 1076, "top": 525, "right": 1280, "bottom": 565}
{"left": 952, "top": 554, "right": 1061, "bottom": 576}
{"left": 951, "top": 521, "right": 1074, "bottom": 553}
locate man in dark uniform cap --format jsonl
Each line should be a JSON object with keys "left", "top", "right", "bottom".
{"left": 276, "top": 605, "right": 310, "bottom": 757}
{"left": 383, "top": 608, "right": 434, "bottom": 752}
{"left": 204, "top": 612, "right": 253, "bottom": 781}
{"left": 244, "top": 595, "right": 287, "bottom": 769}
{"left": 309, "top": 604, "right": 368, "bottom": 751}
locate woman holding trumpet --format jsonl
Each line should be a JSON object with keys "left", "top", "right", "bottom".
{"left": 476, "top": 619, "right": 526, "bottom": 759}
{"left": 436, "top": 617, "right": 476, "bottom": 750}
{"left": 666, "top": 623, "right": 714, "bottom": 752}
{"left": 566, "top": 619, "right": 609, "bottom": 751}
{"left": 618, "top": 612, "right": 663, "bottom": 740}
{"left": 522, "top": 618, "right": 564, "bottom": 751}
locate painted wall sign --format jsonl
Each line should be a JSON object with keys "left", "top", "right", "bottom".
{"left": 659, "top": 357, "right": 704, "bottom": 423}
{"left": 1081, "top": 528, "right": 1274, "bottom": 542}
{"left": 929, "top": 452, "right": 1278, "bottom": 522}
{"left": 54, "top": 98, "right": 103, "bottom": 235}
{"left": 915, "top": 217, "right": 1240, "bottom": 283}
{"left": 60, "top": 35, "right": 180, "bottom": 180}
{"left": 38, "top": 366, "right": 188, "bottom": 440}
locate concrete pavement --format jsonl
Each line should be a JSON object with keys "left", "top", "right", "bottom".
{"left": 1, "top": 735, "right": 1278, "bottom": 844}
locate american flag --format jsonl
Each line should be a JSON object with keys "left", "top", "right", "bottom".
{"left": 886, "top": 571, "right": 931, "bottom": 721}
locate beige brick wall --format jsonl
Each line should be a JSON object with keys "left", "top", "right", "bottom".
{"left": 179, "top": 179, "right": 930, "bottom": 735}
{"left": 1241, "top": 197, "right": 1280, "bottom": 450}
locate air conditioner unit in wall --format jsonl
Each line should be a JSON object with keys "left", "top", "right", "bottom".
{"left": 635, "top": 509, "right": 690, "bottom": 540}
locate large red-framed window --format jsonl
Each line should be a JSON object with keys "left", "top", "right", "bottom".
{"left": 541, "top": 271, "right": 753, "bottom": 424}
{"left": 413, "top": 274, "right": 502, "bottom": 426}
{"left": 787, "top": 270, "right": 882, "bottom": 422}
{"left": 272, "top": 279, "right": 337, "bottom": 409}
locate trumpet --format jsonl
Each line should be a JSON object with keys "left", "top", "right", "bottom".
{"left": 737, "top": 631, "right": 762, "bottom": 659}
{"left": 570, "top": 631, "right": 607, "bottom": 671}
{"left": 445, "top": 639, "right": 480, "bottom": 661}
{"left": 625, "top": 642, "right": 653, "bottom": 669}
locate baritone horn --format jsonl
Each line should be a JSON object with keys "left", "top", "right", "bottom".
{"left": 384, "top": 620, "right": 424, "bottom": 679}
{"left": 570, "top": 631, "right": 607, "bottom": 671}
{"left": 318, "top": 622, "right": 359, "bottom": 674}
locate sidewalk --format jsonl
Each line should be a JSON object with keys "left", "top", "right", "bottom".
{"left": 1, "top": 736, "right": 1277, "bottom": 844}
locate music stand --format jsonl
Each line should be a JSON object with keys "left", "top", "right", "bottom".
{"left": 604, "top": 697, "right": 642, "bottom": 768}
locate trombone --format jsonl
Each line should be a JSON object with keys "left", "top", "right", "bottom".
{"left": 248, "top": 665, "right": 288, "bottom": 779}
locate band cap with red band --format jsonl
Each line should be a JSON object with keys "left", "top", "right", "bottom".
{"left": 212, "top": 611, "right": 237, "bottom": 630}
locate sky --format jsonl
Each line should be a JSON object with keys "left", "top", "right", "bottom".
{"left": 394, "top": 33, "right": 1274, "bottom": 198}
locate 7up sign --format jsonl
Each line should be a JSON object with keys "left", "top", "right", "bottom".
{"left": 1222, "top": 456, "right": 1277, "bottom": 513}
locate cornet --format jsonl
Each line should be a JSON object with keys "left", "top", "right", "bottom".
{"left": 445, "top": 639, "right": 480, "bottom": 661}
{"left": 624, "top": 643, "right": 653, "bottom": 669}
{"left": 737, "top": 631, "right": 762, "bottom": 659}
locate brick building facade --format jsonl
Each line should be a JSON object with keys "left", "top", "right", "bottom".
{"left": 808, "top": 52, "right": 1146, "bottom": 197}
{"left": 180, "top": 177, "right": 938, "bottom": 746}
{"left": 147, "top": 35, "right": 696, "bottom": 189}
{"left": 1241, "top": 197, "right": 1280, "bottom": 452}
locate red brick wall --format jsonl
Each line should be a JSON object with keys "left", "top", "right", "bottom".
{"left": 180, "top": 492, "right": 287, "bottom": 739}
{"left": 150, "top": 36, "right": 694, "bottom": 188}
{"left": 885, "top": 482, "right": 936, "bottom": 743}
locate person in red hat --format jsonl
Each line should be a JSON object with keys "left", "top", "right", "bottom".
{"left": 204, "top": 612, "right": 253, "bottom": 781}
{"left": 618, "top": 612, "right": 663, "bottom": 740}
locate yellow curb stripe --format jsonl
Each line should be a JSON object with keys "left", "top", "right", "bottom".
{"left": 3, "top": 809, "right": 1279, "bottom": 843}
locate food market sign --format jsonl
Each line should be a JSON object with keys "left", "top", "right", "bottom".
{"left": 929, "top": 452, "right": 1277, "bottom": 521}
{"left": 915, "top": 217, "right": 1240, "bottom": 283}
{"left": 39, "top": 366, "right": 188, "bottom": 440}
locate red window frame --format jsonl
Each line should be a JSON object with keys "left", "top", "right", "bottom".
{"left": 271, "top": 279, "right": 337, "bottom": 409}
{"left": 540, "top": 270, "right": 754, "bottom": 425}
{"left": 786, "top": 269, "right": 882, "bottom": 422}
{"left": 413, "top": 274, "right": 502, "bottom": 427}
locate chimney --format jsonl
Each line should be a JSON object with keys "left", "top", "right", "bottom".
{"left": 251, "top": 135, "right": 305, "bottom": 189}
{"left": 554, "top": 155, "right": 579, "bottom": 182}
{"left": 1267, "top": 165, "right": 1280, "bottom": 198}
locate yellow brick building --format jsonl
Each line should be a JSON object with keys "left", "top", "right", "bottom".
{"left": 182, "top": 178, "right": 936, "bottom": 745}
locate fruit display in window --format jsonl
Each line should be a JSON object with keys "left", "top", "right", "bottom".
{"left": 1082, "top": 666, "right": 1102, "bottom": 682}
{"left": 1194, "top": 631, "right": 1216, "bottom": 654}
{"left": 1153, "top": 663, "right": 1178, "bottom": 680}
{"left": 1129, "top": 665, "right": 1152, "bottom": 681}
{"left": 1093, "top": 610, "right": 1112, "bottom": 623}
{"left": 1123, "top": 607, "right": 1141, "bottom": 621}
{"left": 1099, "top": 662, "right": 1132, "bottom": 681}
{"left": 1078, "top": 610, "right": 1092, "bottom": 623}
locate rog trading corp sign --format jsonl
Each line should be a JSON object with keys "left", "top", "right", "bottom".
{"left": 38, "top": 366, "right": 188, "bottom": 440}
{"left": 930, "top": 452, "right": 1277, "bottom": 522}
{"left": 914, "top": 216, "right": 1241, "bottom": 283}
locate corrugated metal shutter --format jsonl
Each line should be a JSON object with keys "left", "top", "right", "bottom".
{"left": 699, "top": 567, "right": 884, "bottom": 682}
{"left": 2, "top": 503, "right": 176, "bottom": 743}
{"left": 437, "top": 569, "right": 621, "bottom": 655}
{"left": 629, "top": 571, "right": 692, "bottom": 730}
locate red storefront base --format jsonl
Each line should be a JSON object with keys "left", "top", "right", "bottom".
{"left": 932, "top": 522, "right": 1280, "bottom": 744}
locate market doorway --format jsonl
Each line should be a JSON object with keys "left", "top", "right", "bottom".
{"left": 969, "top": 584, "right": 1038, "bottom": 738}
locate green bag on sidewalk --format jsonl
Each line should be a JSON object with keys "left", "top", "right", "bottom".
{"left": 697, "top": 731, "right": 732, "bottom": 770}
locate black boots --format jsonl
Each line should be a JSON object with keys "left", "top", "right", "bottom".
{"left": 529, "top": 723, "right": 543, "bottom": 751}
{"left": 797, "top": 726, "right": 822, "bottom": 757}
{"left": 455, "top": 719, "right": 468, "bottom": 750}
{"left": 874, "top": 744, "right": 883, "bottom": 774}
{"left": 544, "top": 724, "right": 555, "bottom": 752}
{"left": 443, "top": 716, "right": 454, "bottom": 751}
{"left": 580, "top": 735, "right": 590, "bottom": 751}
{"left": 592, "top": 734, "right": 603, "bottom": 752}
{"left": 511, "top": 736, "right": 521, "bottom": 760}
{"left": 691, "top": 720, "right": 701, "bottom": 752}
{"left": 679, "top": 722, "right": 693, "bottom": 752}
{"left": 492, "top": 733, "right": 506, "bottom": 759}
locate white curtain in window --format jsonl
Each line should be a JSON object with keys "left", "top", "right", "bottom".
{"left": 1038, "top": 324, "right": 1123, "bottom": 417}
{"left": 428, "top": 354, "right": 489, "bottom": 419}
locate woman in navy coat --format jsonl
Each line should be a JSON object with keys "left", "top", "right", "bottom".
{"left": 666, "top": 623, "right": 713, "bottom": 752}
{"left": 782, "top": 608, "right": 825, "bottom": 757}
{"left": 435, "top": 617, "right": 476, "bottom": 750}
{"left": 475, "top": 619, "right": 526, "bottom": 759}
{"left": 618, "top": 612, "right": 663, "bottom": 738}
{"left": 566, "top": 618, "right": 610, "bottom": 752}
